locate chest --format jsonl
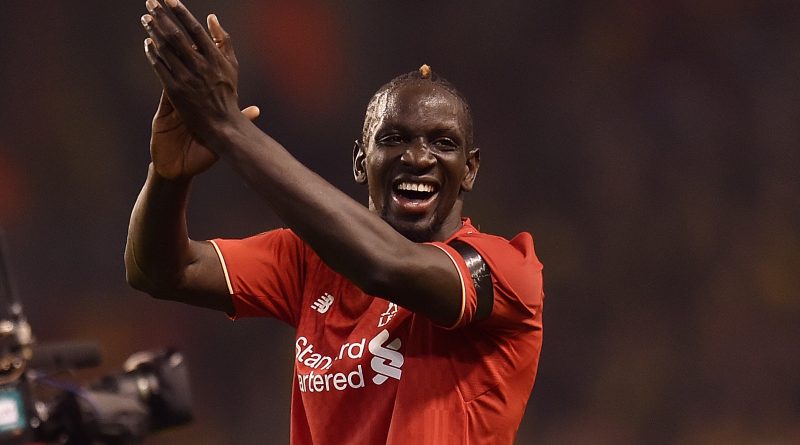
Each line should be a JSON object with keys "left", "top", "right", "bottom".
{"left": 293, "top": 274, "right": 412, "bottom": 387}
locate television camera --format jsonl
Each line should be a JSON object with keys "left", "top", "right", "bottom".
{"left": 0, "top": 232, "right": 192, "bottom": 444}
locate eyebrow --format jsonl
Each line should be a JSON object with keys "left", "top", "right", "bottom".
{"left": 374, "top": 123, "right": 464, "bottom": 142}
{"left": 376, "top": 117, "right": 463, "bottom": 135}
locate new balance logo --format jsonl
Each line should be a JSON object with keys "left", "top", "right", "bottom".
{"left": 368, "top": 329, "right": 403, "bottom": 385}
{"left": 311, "top": 293, "right": 334, "bottom": 314}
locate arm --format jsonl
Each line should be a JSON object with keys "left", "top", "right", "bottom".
{"left": 215, "top": 122, "right": 464, "bottom": 325}
{"left": 125, "top": 164, "right": 232, "bottom": 312}
{"left": 126, "top": 24, "right": 259, "bottom": 312}
{"left": 140, "top": 1, "right": 464, "bottom": 326}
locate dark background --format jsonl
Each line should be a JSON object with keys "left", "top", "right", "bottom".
{"left": 1, "top": 1, "right": 798, "bottom": 444}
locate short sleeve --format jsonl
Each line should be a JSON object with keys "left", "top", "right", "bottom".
{"left": 210, "top": 228, "right": 306, "bottom": 326}
{"left": 431, "top": 232, "right": 544, "bottom": 332}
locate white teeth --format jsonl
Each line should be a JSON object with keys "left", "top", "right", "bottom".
{"left": 396, "top": 182, "right": 435, "bottom": 193}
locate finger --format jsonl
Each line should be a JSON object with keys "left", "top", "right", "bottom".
{"left": 142, "top": 14, "right": 191, "bottom": 77}
{"left": 207, "top": 14, "right": 238, "bottom": 67}
{"left": 143, "top": 37, "right": 176, "bottom": 90}
{"left": 145, "top": 0, "right": 199, "bottom": 70}
{"left": 207, "top": 14, "right": 224, "bottom": 47}
{"left": 241, "top": 105, "right": 260, "bottom": 121}
{"left": 165, "top": 0, "right": 216, "bottom": 56}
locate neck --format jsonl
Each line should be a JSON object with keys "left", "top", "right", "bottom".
{"left": 431, "top": 200, "right": 464, "bottom": 242}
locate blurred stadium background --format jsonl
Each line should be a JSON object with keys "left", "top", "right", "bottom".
{"left": 1, "top": 1, "right": 798, "bottom": 443}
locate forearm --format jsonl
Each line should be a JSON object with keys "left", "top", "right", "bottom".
{"left": 210, "top": 117, "right": 414, "bottom": 292}
{"left": 125, "top": 163, "right": 194, "bottom": 292}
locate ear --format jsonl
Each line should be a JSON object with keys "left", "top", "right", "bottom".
{"left": 461, "top": 147, "right": 480, "bottom": 192}
{"left": 353, "top": 140, "right": 368, "bottom": 184}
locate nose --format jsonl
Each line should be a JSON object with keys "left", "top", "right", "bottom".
{"left": 400, "top": 138, "right": 435, "bottom": 170}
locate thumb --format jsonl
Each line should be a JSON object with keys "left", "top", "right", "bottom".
{"left": 155, "top": 90, "right": 175, "bottom": 118}
{"left": 241, "top": 105, "right": 260, "bottom": 121}
{"left": 208, "top": 14, "right": 237, "bottom": 65}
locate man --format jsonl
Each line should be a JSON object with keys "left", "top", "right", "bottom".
{"left": 127, "top": 0, "right": 544, "bottom": 443}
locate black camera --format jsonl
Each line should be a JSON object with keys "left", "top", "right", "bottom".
{"left": 0, "top": 232, "right": 193, "bottom": 444}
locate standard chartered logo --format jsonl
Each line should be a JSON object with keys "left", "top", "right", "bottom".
{"left": 295, "top": 329, "right": 404, "bottom": 393}
{"left": 368, "top": 329, "right": 403, "bottom": 385}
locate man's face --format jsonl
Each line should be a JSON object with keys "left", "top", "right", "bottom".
{"left": 354, "top": 81, "right": 479, "bottom": 242}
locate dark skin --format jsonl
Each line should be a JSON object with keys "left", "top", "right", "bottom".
{"left": 126, "top": 0, "right": 480, "bottom": 326}
{"left": 355, "top": 81, "right": 479, "bottom": 242}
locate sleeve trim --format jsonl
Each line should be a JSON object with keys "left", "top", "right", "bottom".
{"left": 208, "top": 240, "right": 234, "bottom": 296}
{"left": 430, "top": 243, "right": 466, "bottom": 330}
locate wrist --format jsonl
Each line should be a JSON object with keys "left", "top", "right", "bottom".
{"left": 148, "top": 162, "right": 193, "bottom": 187}
{"left": 204, "top": 112, "right": 254, "bottom": 153}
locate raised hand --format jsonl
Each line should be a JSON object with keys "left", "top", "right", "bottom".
{"left": 142, "top": 2, "right": 257, "bottom": 179}
{"left": 150, "top": 91, "right": 259, "bottom": 180}
{"left": 141, "top": 0, "right": 249, "bottom": 156}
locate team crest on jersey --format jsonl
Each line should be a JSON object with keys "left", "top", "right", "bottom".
{"left": 311, "top": 293, "right": 334, "bottom": 314}
{"left": 368, "top": 329, "right": 403, "bottom": 384}
{"left": 378, "top": 302, "right": 398, "bottom": 327}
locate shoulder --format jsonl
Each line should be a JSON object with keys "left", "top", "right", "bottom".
{"left": 460, "top": 230, "right": 538, "bottom": 259}
{"left": 210, "top": 228, "right": 314, "bottom": 281}
{"left": 454, "top": 228, "right": 544, "bottom": 308}
{"left": 213, "top": 227, "right": 308, "bottom": 258}
{"left": 456, "top": 230, "right": 543, "bottom": 274}
{"left": 218, "top": 227, "right": 302, "bottom": 247}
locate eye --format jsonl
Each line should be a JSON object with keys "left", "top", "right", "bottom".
{"left": 432, "top": 137, "right": 458, "bottom": 150}
{"left": 377, "top": 133, "right": 403, "bottom": 146}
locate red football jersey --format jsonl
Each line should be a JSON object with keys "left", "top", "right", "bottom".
{"left": 210, "top": 219, "right": 544, "bottom": 444}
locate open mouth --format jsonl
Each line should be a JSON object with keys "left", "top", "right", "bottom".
{"left": 395, "top": 181, "right": 437, "bottom": 199}
{"left": 392, "top": 180, "right": 439, "bottom": 212}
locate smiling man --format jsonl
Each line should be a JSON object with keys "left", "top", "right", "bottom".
{"left": 126, "top": 1, "right": 544, "bottom": 443}
{"left": 355, "top": 71, "right": 477, "bottom": 244}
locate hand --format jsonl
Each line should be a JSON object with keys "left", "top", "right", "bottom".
{"left": 141, "top": 0, "right": 245, "bottom": 149}
{"left": 150, "top": 90, "right": 259, "bottom": 180}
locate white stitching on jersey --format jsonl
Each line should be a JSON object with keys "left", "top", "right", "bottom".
{"left": 208, "top": 240, "right": 234, "bottom": 295}
{"left": 430, "top": 244, "right": 466, "bottom": 329}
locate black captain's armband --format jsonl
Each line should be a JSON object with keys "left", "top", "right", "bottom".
{"left": 449, "top": 240, "right": 493, "bottom": 322}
